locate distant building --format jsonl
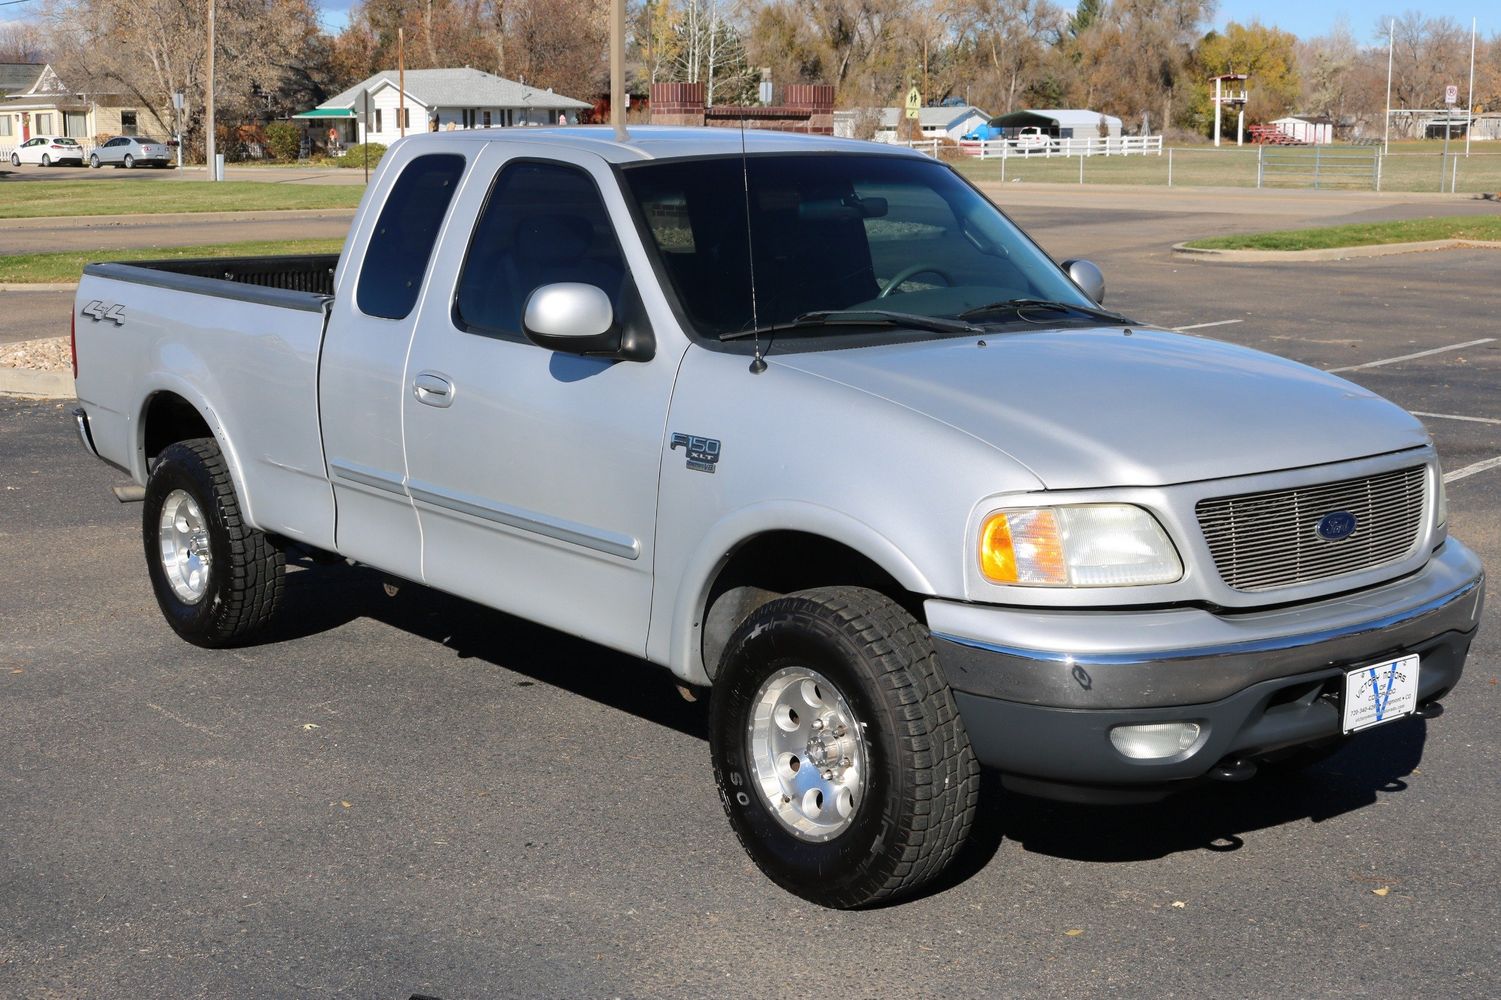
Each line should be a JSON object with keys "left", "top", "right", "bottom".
{"left": 1270, "top": 115, "right": 1334, "bottom": 145}
{"left": 294, "top": 68, "right": 593, "bottom": 148}
{"left": 984, "top": 109, "right": 1124, "bottom": 139}
{"left": 836, "top": 105, "right": 989, "bottom": 143}
{"left": 1, "top": 62, "right": 170, "bottom": 150}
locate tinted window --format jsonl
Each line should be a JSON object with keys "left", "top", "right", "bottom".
{"left": 455, "top": 160, "right": 627, "bottom": 339}
{"left": 357, "top": 153, "right": 465, "bottom": 320}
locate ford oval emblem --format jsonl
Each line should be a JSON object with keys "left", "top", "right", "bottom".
{"left": 1316, "top": 511, "right": 1358, "bottom": 541}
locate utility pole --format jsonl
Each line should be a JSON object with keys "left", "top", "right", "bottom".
{"left": 610, "top": 0, "right": 628, "bottom": 142}
{"left": 1383, "top": 18, "right": 1394, "bottom": 154}
{"left": 205, "top": 0, "right": 216, "bottom": 180}
{"left": 398, "top": 28, "right": 407, "bottom": 139}
{"left": 1466, "top": 17, "right": 1477, "bottom": 157}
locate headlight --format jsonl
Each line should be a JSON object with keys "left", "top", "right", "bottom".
{"left": 978, "top": 504, "right": 1182, "bottom": 587}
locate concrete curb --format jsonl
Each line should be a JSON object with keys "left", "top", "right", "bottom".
{"left": 1, "top": 208, "right": 357, "bottom": 229}
{"left": 1172, "top": 238, "right": 1501, "bottom": 262}
{"left": 0, "top": 366, "right": 74, "bottom": 399}
{"left": 0, "top": 282, "right": 77, "bottom": 291}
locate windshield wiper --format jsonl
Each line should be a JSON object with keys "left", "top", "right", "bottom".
{"left": 718, "top": 309, "right": 981, "bottom": 342}
{"left": 956, "top": 298, "right": 1132, "bottom": 325}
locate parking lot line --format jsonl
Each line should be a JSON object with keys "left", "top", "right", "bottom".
{"left": 1326, "top": 338, "right": 1495, "bottom": 374}
{"left": 1171, "top": 319, "right": 1243, "bottom": 331}
{"left": 1412, "top": 411, "right": 1501, "bottom": 426}
{"left": 1443, "top": 455, "right": 1501, "bottom": 484}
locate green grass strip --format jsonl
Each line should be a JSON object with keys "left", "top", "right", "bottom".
{"left": 0, "top": 180, "right": 364, "bottom": 219}
{"left": 1185, "top": 216, "right": 1501, "bottom": 252}
{"left": 0, "top": 238, "right": 346, "bottom": 283}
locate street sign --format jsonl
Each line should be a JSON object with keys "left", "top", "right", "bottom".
{"left": 1445, "top": 85, "right": 1458, "bottom": 106}
{"left": 172, "top": 92, "right": 184, "bottom": 110}
{"left": 905, "top": 86, "right": 921, "bottom": 120}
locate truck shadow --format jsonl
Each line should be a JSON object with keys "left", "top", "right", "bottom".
{"left": 272, "top": 559, "right": 1427, "bottom": 887}
{"left": 270, "top": 559, "right": 709, "bottom": 740}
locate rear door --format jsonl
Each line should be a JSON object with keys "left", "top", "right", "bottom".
{"left": 319, "top": 144, "right": 471, "bottom": 581}
{"left": 398, "top": 145, "right": 683, "bottom": 656}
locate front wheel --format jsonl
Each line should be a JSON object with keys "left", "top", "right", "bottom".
{"left": 90, "top": 154, "right": 100, "bottom": 168}
{"left": 710, "top": 587, "right": 979, "bottom": 908}
{"left": 142, "top": 437, "right": 285, "bottom": 647}
{"left": 9, "top": 153, "right": 17, "bottom": 167}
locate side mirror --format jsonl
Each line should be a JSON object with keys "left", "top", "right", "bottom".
{"left": 522, "top": 282, "right": 652, "bottom": 361}
{"left": 1061, "top": 258, "right": 1106, "bottom": 304}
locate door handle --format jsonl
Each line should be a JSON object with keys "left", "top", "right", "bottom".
{"left": 413, "top": 372, "right": 454, "bottom": 408}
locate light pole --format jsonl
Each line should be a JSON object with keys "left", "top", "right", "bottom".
{"left": 205, "top": 0, "right": 219, "bottom": 180}
{"left": 611, "top": 0, "right": 627, "bottom": 141}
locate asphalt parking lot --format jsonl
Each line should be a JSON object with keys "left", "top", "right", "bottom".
{"left": 2, "top": 189, "right": 1499, "bottom": 998}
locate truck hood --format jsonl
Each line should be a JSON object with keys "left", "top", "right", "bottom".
{"left": 774, "top": 327, "right": 1429, "bottom": 489}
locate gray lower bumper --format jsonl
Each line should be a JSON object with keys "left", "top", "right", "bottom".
{"left": 927, "top": 541, "right": 1484, "bottom": 800}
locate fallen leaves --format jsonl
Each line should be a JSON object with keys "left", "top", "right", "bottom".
{"left": 1372, "top": 886, "right": 1391, "bottom": 897}
{"left": 1171, "top": 900, "right": 1187, "bottom": 909}
{"left": 340, "top": 800, "right": 352, "bottom": 809}
{"left": 302, "top": 723, "right": 320, "bottom": 731}
{"left": 1064, "top": 928, "right": 1084, "bottom": 937}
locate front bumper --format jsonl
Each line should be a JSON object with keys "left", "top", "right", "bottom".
{"left": 928, "top": 540, "right": 1485, "bottom": 802}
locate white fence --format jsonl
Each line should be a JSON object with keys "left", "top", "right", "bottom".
{"left": 905, "top": 135, "right": 1164, "bottom": 159}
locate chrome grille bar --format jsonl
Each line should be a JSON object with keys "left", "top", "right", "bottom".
{"left": 1196, "top": 466, "right": 1425, "bottom": 592}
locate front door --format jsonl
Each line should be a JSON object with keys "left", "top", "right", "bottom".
{"left": 400, "top": 147, "right": 681, "bottom": 656}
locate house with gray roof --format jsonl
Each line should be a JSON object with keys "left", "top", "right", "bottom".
{"left": 294, "top": 68, "right": 593, "bottom": 149}
{"left": 2, "top": 62, "right": 171, "bottom": 153}
{"left": 834, "top": 104, "right": 989, "bottom": 143}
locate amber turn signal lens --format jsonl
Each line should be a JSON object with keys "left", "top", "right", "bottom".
{"left": 979, "top": 509, "right": 1068, "bottom": 585}
{"left": 979, "top": 511, "right": 1017, "bottom": 583}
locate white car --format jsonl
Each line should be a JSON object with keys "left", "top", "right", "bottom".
{"left": 10, "top": 135, "right": 85, "bottom": 167}
{"left": 90, "top": 136, "right": 174, "bottom": 169}
{"left": 1011, "top": 126, "right": 1050, "bottom": 150}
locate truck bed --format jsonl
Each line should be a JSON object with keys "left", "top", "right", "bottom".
{"left": 73, "top": 253, "right": 339, "bottom": 550}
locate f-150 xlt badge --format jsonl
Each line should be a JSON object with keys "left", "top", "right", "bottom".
{"left": 82, "top": 300, "right": 125, "bottom": 325}
{"left": 670, "top": 433, "right": 721, "bottom": 473}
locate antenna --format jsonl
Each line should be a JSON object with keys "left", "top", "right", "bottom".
{"left": 740, "top": 117, "right": 766, "bottom": 374}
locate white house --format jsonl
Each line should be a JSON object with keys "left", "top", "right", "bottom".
{"left": 1270, "top": 115, "right": 1334, "bottom": 145}
{"left": 836, "top": 104, "right": 989, "bottom": 143}
{"left": 294, "top": 68, "right": 593, "bottom": 150}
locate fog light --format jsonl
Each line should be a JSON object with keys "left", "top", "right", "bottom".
{"left": 1109, "top": 722, "right": 1202, "bottom": 760}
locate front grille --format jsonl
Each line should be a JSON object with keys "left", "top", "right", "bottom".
{"left": 1196, "top": 466, "right": 1426, "bottom": 592}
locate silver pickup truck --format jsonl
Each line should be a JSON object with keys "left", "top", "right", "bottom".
{"left": 72, "top": 127, "right": 1485, "bottom": 908}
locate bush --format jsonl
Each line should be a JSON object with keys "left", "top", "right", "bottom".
{"left": 265, "top": 121, "right": 300, "bottom": 161}
{"left": 336, "top": 143, "right": 387, "bottom": 168}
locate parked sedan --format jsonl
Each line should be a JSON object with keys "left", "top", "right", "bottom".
{"left": 90, "top": 136, "right": 173, "bottom": 169}
{"left": 9, "top": 136, "right": 86, "bottom": 167}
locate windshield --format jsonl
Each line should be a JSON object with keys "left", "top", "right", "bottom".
{"left": 620, "top": 153, "right": 1095, "bottom": 344}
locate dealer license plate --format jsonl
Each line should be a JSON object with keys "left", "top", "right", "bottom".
{"left": 1342, "top": 654, "right": 1420, "bottom": 733}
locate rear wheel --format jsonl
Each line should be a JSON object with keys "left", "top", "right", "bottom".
{"left": 123, "top": 153, "right": 134, "bottom": 169}
{"left": 710, "top": 587, "right": 979, "bottom": 908}
{"left": 142, "top": 437, "right": 285, "bottom": 647}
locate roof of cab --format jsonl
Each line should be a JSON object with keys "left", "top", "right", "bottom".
{"left": 389, "top": 125, "right": 924, "bottom": 164}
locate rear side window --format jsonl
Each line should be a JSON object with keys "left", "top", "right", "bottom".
{"left": 357, "top": 153, "right": 465, "bottom": 320}
{"left": 454, "top": 160, "right": 628, "bottom": 340}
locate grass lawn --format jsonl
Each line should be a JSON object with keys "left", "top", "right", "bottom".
{"left": 0, "top": 238, "right": 345, "bottom": 283}
{"left": 0, "top": 180, "right": 364, "bottom": 219}
{"left": 1182, "top": 216, "right": 1501, "bottom": 251}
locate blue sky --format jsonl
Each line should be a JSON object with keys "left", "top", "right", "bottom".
{"left": 1215, "top": 2, "right": 1493, "bottom": 42}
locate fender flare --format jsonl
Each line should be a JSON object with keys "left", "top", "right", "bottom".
{"left": 136, "top": 375, "right": 257, "bottom": 530}
{"left": 662, "top": 500, "right": 936, "bottom": 685}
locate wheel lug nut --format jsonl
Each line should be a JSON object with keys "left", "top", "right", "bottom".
{"left": 811, "top": 718, "right": 824, "bottom": 731}
{"left": 822, "top": 769, "right": 834, "bottom": 781}
{"left": 833, "top": 724, "right": 847, "bottom": 737}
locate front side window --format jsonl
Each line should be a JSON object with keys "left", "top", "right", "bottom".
{"left": 356, "top": 153, "right": 466, "bottom": 320}
{"left": 454, "top": 160, "right": 628, "bottom": 340}
{"left": 621, "top": 153, "right": 1094, "bottom": 347}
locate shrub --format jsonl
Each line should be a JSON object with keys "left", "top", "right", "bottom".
{"left": 336, "top": 142, "right": 387, "bottom": 168}
{"left": 265, "top": 121, "right": 300, "bottom": 161}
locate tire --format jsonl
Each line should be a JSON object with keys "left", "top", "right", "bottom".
{"left": 90, "top": 154, "right": 100, "bottom": 168}
{"left": 710, "top": 586, "right": 979, "bottom": 908}
{"left": 142, "top": 437, "right": 285, "bottom": 647}
{"left": 41, "top": 154, "right": 50, "bottom": 167}
{"left": 9, "top": 153, "right": 17, "bottom": 167}
{"left": 123, "top": 153, "right": 134, "bottom": 169}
